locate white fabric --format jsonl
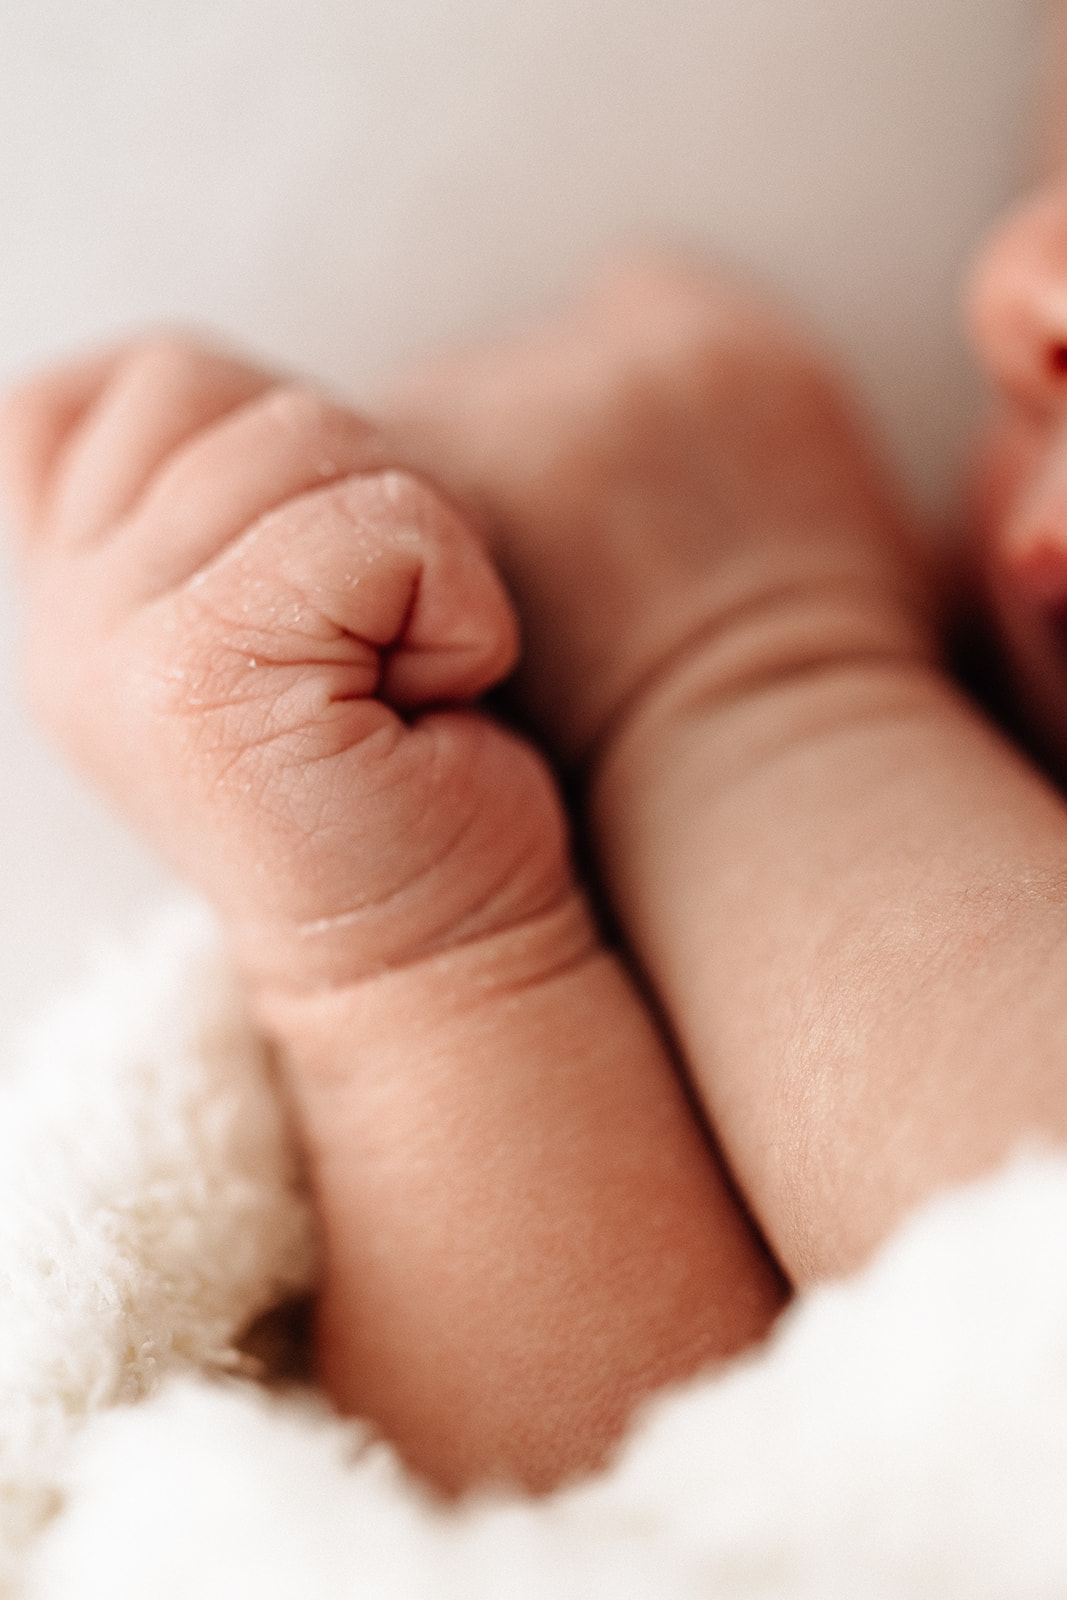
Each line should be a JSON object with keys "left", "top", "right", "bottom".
{"left": 3, "top": 906, "right": 1066, "bottom": 1598}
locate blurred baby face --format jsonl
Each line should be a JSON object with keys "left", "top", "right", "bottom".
{"left": 969, "top": 179, "right": 1067, "bottom": 570}
{"left": 964, "top": 34, "right": 1067, "bottom": 759}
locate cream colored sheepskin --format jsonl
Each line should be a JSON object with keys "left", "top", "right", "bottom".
{"left": 3, "top": 907, "right": 1067, "bottom": 1597}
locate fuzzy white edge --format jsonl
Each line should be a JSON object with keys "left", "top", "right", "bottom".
{"left": 3, "top": 906, "right": 1065, "bottom": 1598}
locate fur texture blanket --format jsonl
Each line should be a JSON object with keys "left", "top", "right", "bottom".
{"left": 3, "top": 905, "right": 1066, "bottom": 1598}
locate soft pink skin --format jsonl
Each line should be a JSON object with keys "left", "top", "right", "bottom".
{"left": 0, "top": 336, "right": 784, "bottom": 1492}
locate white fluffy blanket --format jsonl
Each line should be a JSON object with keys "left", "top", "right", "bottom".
{"left": 4, "top": 907, "right": 1067, "bottom": 1598}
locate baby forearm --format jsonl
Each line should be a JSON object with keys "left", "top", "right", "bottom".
{"left": 255, "top": 891, "right": 784, "bottom": 1492}
{"left": 1, "top": 328, "right": 786, "bottom": 1499}
{"left": 593, "top": 595, "right": 1067, "bottom": 1284}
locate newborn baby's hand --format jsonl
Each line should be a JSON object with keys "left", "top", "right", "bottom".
{"left": 385, "top": 258, "right": 933, "bottom": 765}
{"left": 0, "top": 338, "right": 572, "bottom": 994}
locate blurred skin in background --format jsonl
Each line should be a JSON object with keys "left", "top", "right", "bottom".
{"left": 967, "top": 0, "right": 1067, "bottom": 768}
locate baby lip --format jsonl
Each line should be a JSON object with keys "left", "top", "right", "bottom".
{"left": 1001, "top": 421, "right": 1067, "bottom": 601}
{"left": 1009, "top": 543, "right": 1067, "bottom": 609}
{"left": 996, "top": 423, "right": 1067, "bottom": 678}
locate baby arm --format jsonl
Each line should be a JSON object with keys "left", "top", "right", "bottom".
{"left": 0, "top": 337, "right": 783, "bottom": 1491}
{"left": 387, "top": 259, "right": 1067, "bottom": 1284}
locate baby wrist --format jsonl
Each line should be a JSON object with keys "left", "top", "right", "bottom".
{"left": 243, "top": 888, "right": 602, "bottom": 1158}
{"left": 588, "top": 548, "right": 937, "bottom": 780}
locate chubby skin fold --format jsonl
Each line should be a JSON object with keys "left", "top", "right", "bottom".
{"left": 0, "top": 331, "right": 784, "bottom": 1493}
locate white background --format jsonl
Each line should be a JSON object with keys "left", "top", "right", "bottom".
{"left": 0, "top": 0, "right": 1045, "bottom": 1034}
